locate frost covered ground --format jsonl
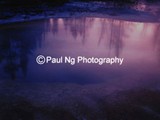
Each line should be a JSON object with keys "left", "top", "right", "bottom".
{"left": 0, "top": 1, "right": 160, "bottom": 25}
{"left": 0, "top": 77, "right": 160, "bottom": 120}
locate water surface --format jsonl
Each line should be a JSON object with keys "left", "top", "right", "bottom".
{"left": 0, "top": 17, "right": 160, "bottom": 87}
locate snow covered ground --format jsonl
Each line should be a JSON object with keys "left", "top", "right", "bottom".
{"left": 0, "top": 77, "right": 160, "bottom": 120}
{"left": 0, "top": 1, "right": 160, "bottom": 25}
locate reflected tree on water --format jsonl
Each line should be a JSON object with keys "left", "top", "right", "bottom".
{"left": 63, "top": 17, "right": 124, "bottom": 56}
{"left": 46, "top": 18, "right": 59, "bottom": 34}
{"left": 98, "top": 18, "right": 108, "bottom": 45}
{"left": 64, "top": 17, "right": 94, "bottom": 44}
{"left": 42, "top": 18, "right": 125, "bottom": 59}
{"left": 153, "top": 24, "right": 160, "bottom": 63}
{"left": 98, "top": 19, "right": 124, "bottom": 57}
{"left": 109, "top": 20, "right": 124, "bottom": 57}
{"left": 0, "top": 23, "right": 45, "bottom": 80}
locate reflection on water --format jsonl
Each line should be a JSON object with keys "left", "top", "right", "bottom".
{"left": 0, "top": 17, "right": 160, "bottom": 84}
{"left": 0, "top": 22, "right": 45, "bottom": 80}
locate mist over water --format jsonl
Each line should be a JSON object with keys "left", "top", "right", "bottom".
{"left": 0, "top": 17, "right": 160, "bottom": 86}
